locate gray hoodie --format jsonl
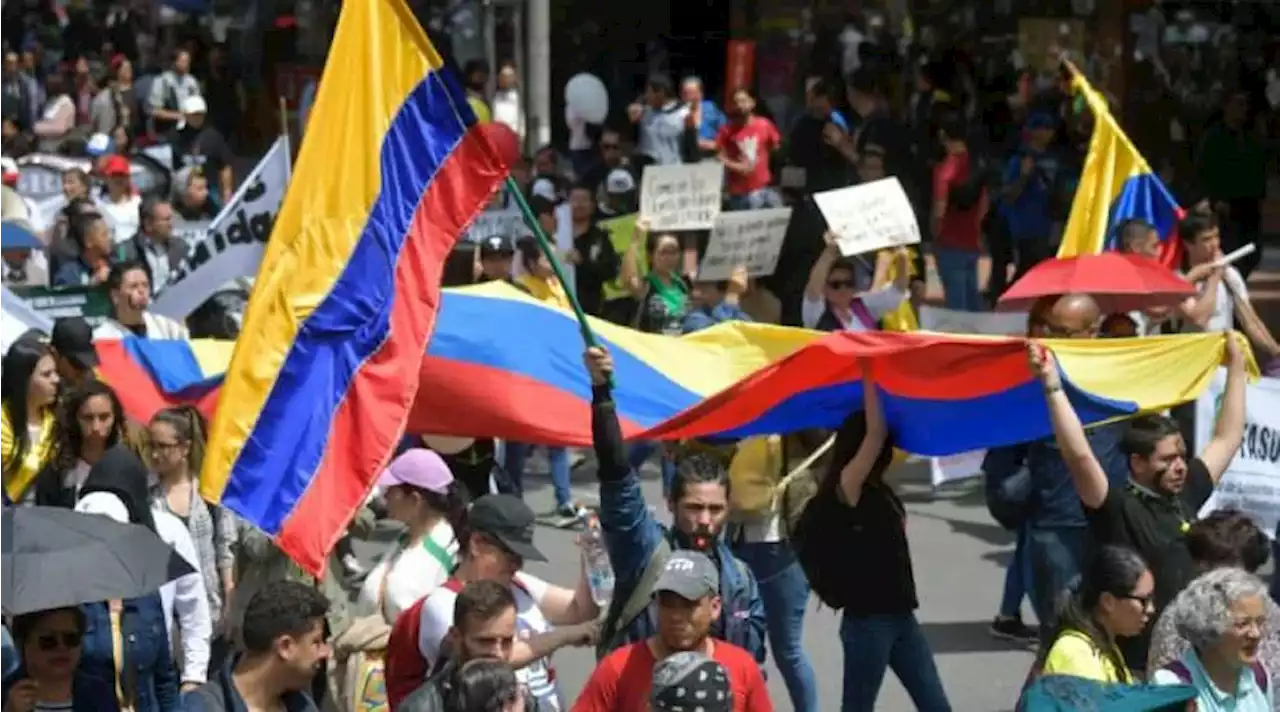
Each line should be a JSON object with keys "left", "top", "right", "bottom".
{"left": 637, "top": 101, "right": 690, "bottom": 166}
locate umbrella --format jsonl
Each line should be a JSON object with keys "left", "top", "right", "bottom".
{"left": 1, "top": 222, "right": 41, "bottom": 251}
{"left": 1020, "top": 675, "right": 1196, "bottom": 711}
{"left": 1, "top": 506, "right": 195, "bottom": 616}
{"left": 996, "top": 252, "right": 1196, "bottom": 313}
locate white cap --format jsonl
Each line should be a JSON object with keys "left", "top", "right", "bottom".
{"left": 531, "top": 177, "right": 557, "bottom": 202}
{"left": 181, "top": 95, "right": 208, "bottom": 115}
{"left": 75, "top": 491, "right": 130, "bottom": 523}
{"left": 605, "top": 168, "right": 636, "bottom": 194}
{"left": 85, "top": 132, "right": 113, "bottom": 156}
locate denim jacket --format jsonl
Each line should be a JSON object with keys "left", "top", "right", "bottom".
{"left": 591, "top": 386, "right": 767, "bottom": 663}
{"left": 79, "top": 594, "right": 179, "bottom": 712}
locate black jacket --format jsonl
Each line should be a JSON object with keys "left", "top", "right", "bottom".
{"left": 181, "top": 656, "right": 317, "bottom": 712}
{"left": 572, "top": 224, "right": 620, "bottom": 317}
{"left": 396, "top": 658, "right": 541, "bottom": 712}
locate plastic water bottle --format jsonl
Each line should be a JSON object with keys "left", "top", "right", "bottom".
{"left": 581, "top": 512, "right": 615, "bottom": 608}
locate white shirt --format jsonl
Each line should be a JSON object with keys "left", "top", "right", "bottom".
{"left": 418, "top": 572, "right": 562, "bottom": 711}
{"left": 801, "top": 286, "right": 907, "bottom": 331}
{"left": 492, "top": 88, "right": 525, "bottom": 143}
{"left": 96, "top": 194, "right": 141, "bottom": 244}
{"left": 151, "top": 508, "right": 212, "bottom": 685}
{"left": 356, "top": 520, "right": 457, "bottom": 623}
{"left": 93, "top": 311, "right": 190, "bottom": 340}
{"left": 1181, "top": 266, "right": 1248, "bottom": 334}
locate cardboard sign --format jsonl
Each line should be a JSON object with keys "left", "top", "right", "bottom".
{"left": 813, "top": 177, "right": 920, "bottom": 257}
{"left": 698, "top": 208, "right": 792, "bottom": 281}
{"left": 1197, "top": 369, "right": 1280, "bottom": 539}
{"left": 639, "top": 162, "right": 724, "bottom": 232}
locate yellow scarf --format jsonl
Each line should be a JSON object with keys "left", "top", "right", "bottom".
{"left": 1, "top": 406, "right": 57, "bottom": 501}
{"left": 879, "top": 247, "right": 920, "bottom": 332}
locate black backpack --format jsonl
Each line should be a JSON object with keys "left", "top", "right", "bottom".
{"left": 791, "top": 470, "right": 860, "bottom": 609}
{"left": 947, "top": 154, "right": 988, "bottom": 210}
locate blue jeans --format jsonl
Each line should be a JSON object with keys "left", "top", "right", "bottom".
{"left": 934, "top": 247, "right": 981, "bottom": 312}
{"left": 998, "top": 524, "right": 1039, "bottom": 622}
{"left": 727, "top": 187, "right": 783, "bottom": 211}
{"left": 627, "top": 441, "right": 676, "bottom": 498}
{"left": 839, "top": 612, "right": 952, "bottom": 712}
{"left": 503, "top": 443, "right": 573, "bottom": 508}
{"left": 734, "top": 541, "right": 819, "bottom": 712}
{"left": 1029, "top": 525, "right": 1091, "bottom": 638}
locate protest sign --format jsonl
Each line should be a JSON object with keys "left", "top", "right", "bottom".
{"left": 16, "top": 153, "right": 171, "bottom": 200}
{"left": 918, "top": 306, "right": 1031, "bottom": 487}
{"left": 151, "top": 137, "right": 290, "bottom": 319}
{"left": 698, "top": 208, "right": 791, "bottom": 281}
{"left": 599, "top": 213, "right": 640, "bottom": 301}
{"left": 1197, "top": 369, "right": 1280, "bottom": 539}
{"left": 464, "top": 183, "right": 531, "bottom": 244}
{"left": 813, "top": 177, "right": 920, "bottom": 257}
{"left": 172, "top": 219, "right": 212, "bottom": 245}
{"left": 8, "top": 284, "right": 113, "bottom": 326}
{"left": 639, "top": 162, "right": 723, "bottom": 232}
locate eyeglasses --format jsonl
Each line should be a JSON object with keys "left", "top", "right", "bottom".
{"left": 1120, "top": 593, "right": 1155, "bottom": 610}
{"left": 36, "top": 631, "right": 82, "bottom": 651}
{"left": 145, "top": 440, "right": 183, "bottom": 453}
{"left": 826, "top": 280, "right": 855, "bottom": 290}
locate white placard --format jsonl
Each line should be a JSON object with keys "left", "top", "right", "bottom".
{"left": 639, "top": 162, "right": 724, "bottom": 232}
{"left": 151, "top": 136, "right": 291, "bottom": 319}
{"left": 698, "top": 208, "right": 792, "bottom": 282}
{"left": 464, "top": 184, "right": 531, "bottom": 244}
{"left": 813, "top": 177, "right": 920, "bottom": 257}
{"left": 1197, "top": 368, "right": 1280, "bottom": 539}
{"left": 918, "top": 306, "right": 1031, "bottom": 487}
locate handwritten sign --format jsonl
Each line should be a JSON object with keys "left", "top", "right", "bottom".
{"left": 464, "top": 185, "right": 531, "bottom": 243}
{"left": 639, "top": 162, "right": 724, "bottom": 232}
{"left": 813, "top": 177, "right": 920, "bottom": 257}
{"left": 698, "top": 208, "right": 792, "bottom": 281}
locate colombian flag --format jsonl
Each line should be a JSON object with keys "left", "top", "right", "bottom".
{"left": 197, "top": 0, "right": 508, "bottom": 573}
{"left": 1056, "top": 63, "right": 1184, "bottom": 269}
{"left": 97, "top": 287, "right": 1247, "bottom": 459}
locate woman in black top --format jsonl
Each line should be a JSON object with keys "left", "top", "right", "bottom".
{"left": 796, "top": 363, "right": 952, "bottom": 712}
{"left": 33, "top": 379, "right": 129, "bottom": 508}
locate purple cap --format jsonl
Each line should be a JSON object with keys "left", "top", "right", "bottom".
{"left": 376, "top": 448, "right": 454, "bottom": 493}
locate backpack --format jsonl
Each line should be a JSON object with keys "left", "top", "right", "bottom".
{"left": 1160, "top": 658, "right": 1270, "bottom": 711}
{"left": 947, "top": 154, "right": 988, "bottom": 210}
{"left": 984, "top": 465, "right": 1032, "bottom": 531}
{"left": 790, "top": 465, "right": 865, "bottom": 609}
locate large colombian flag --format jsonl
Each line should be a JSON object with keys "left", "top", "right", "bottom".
{"left": 197, "top": 0, "right": 508, "bottom": 573}
{"left": 1056, "top": 63, "right": 1184, "bottom": 269}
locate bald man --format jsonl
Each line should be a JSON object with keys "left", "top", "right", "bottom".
{"left": 984, "top": 292, "right": 1127, "bottom": 644}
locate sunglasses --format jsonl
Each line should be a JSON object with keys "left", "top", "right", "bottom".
{"left": 826, "top": 280, "right": 854, "bottom": 290}
{"left": 36, "top": 631, "right": 82, "bottom": 651}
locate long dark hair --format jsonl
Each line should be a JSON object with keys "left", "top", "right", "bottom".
{"left": 49, "top": 380, "right": 126, "bottom": 473}
{"left": 1036, "top": 545, "right": 1149, "bottom": 676}
{"left": 419, "top": 483, "right": 470, "bottom": 549}
{"left": 442, "top": 659, "right": 522, "bottom": 712}
{"left": 149, "top": 405, "right": 208, "bottom": 477}
{"left": 2, "top": 337, "right": 53, "bottom": 478}
{"left": 823, "top": 409, "right": 897, "bottom": 491}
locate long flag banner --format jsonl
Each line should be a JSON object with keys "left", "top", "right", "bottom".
{"left": 196, "top": 0, "right": 508, "bottom": 573}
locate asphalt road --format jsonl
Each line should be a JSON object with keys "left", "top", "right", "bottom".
{"left": 353, "top": 457, "right": 1035, "bottom": 712}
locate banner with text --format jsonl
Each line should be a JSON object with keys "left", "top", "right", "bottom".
{"left": 151, "top": 136, "right": 291, "bottom": 319}
{"left": 919, "top": 306, "right": 1030, "bottom": 487}
{"left": 464, "top": 184, "right": 532, "bottom": 244}
{"left": 698, "top": 208, "right": 791, "bottom": 281}
{"left": 1197, "top": 369, "right": 1280, "bottom": 539}
{"left": 813, "top": 177, "right": 920, "bottom": 257}
{"left": 7, "top": 284, "right": 112, "bottom": 327}
{"left": 639, "top": 161, "right": 724, "bottom": 232}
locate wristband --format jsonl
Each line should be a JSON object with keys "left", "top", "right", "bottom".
{"left": 1044, "top": 384, "right": 1063, "bottom": 395}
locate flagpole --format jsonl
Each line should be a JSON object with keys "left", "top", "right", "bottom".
{"left": 278, "top": 95, "right": 293, "bottom": 181}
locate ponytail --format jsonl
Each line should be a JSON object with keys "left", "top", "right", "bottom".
{"left": 151, "top": 405, "right": 209, "bottom": 477}
{"left": 421, "top": 482, "right": 471, "bottom": 551}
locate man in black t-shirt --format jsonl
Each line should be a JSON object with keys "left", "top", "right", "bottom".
{"left": 1029, "top": 333, "right": 1247, "bottom": 671}
{"left": 168, "top": 95, "right": 235, "bottom": 203}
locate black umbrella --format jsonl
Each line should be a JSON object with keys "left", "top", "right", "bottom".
{"left": 1, "top": 506, "right": 195, "bottom": 616}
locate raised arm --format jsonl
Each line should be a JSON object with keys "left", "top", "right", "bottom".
{"left": 1028, "top": 342, "right": 1110, "bottom": 509}
{"left": 1200, "top": 333, "right": 1247, "bottom": 481}
{"left": 839, "top": 360, "right": 889, "bottom": 507}
{"left": 804, "top": 234, "right": 840, "bottom": 302}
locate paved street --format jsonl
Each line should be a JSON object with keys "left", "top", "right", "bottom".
{"left": 356, "top": 458, "right": 1036, "bottom": 712}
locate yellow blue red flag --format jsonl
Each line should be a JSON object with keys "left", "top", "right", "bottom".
{"left": 198, "top": 0, "right": 508, "bottom": 573}
{"left": 1056, "top": 63, "right": 1185, "bottom": 269}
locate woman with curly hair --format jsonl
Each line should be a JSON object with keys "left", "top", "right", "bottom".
{"left": 32, "top": 379, "right": 127, "bottom": 508}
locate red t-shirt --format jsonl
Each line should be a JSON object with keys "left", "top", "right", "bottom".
{"left": 571, "top": 640, "right": 773, "bottom": 712}
{"left": 716, "top": 116, "right": 780, "bottom": 196}
{"left": 932, "top": 151, "right": 987, "bottom": 251}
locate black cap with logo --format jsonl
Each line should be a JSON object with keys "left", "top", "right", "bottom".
{"left": 469, "top": 493, "right": 547, "bottom": 562}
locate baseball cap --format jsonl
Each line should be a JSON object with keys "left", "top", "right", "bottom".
{"left": 51, "top": 317, "right": 99, "bottom": 371}
{"left": 75, "top": 491, "right": 129, "bottom": 524}
{"left": 469, "top": 494, "right": 547, "bottom": 562}
{"left": 101, "top": 155, "right": 131, "bottom": 178}
{"left": 85, "top": 132, "right": 114, "bottom": 157}
{"left": 604, "top": 168, "right": 636, "bottom": 195}
{"left": 376, "top": 448, "right": 454, "bottom": 494}
{"left": 650, "top": 652, "right": 732, "bottom": 712}
{"left": 653, "top": 550, "right": 719, "bottom": 601}
{"left": 480, "top": 234, "right": 515, "bottom": 257}
{"left": 181, "top": 95, "right": 207, "bottom": 115}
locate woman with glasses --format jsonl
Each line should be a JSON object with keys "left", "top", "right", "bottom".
{"left": 1033, "top": 545, "right": 1154, "bottom": 685}
{"left": 1153, "top": 567, "right": 1273, "bottom": 710}
{"left": 801, "top": 231, "right": 910, "bottom": 332}
{"left": 3, "top": 607, "right": 110, "bottom": 712}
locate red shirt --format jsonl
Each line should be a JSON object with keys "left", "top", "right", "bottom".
{"left": 572, "top": 640, "right": 773, "bottom": 712}
{"left": 716, "top": 116, "right": 781, "bottom": 196}
{"left": 932, "top": 151, "right": 987, "bottom": 251}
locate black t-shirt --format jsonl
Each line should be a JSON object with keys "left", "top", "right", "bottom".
{"left": 170, "top": 126, "right": 234, "bottom": 191}
{"left": 828, "top": 483, "right": 919, "bottom": 617}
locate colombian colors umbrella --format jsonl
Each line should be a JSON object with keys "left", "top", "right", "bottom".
{"left": 997, "top": 252, "right": 1195, "bottom": 313}
{"left": 1, "top": 506, "right": 195, "bottom": 616}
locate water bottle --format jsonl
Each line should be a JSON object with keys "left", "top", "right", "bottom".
{"left": 581, "top": 512, "right": 615, "bottom": 608}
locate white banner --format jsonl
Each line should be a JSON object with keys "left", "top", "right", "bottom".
{"left": 1197, "top": 368, "right": 1280, "bottom": 539}
{"left": 1, "top": 285, "right": 54, "bottom": 357}
{"left": 464, "top": 184, "right": 531, "bottom": 244}
{"left": 151, "top": 137, "right": 291, "bottom": 319}
{"left": 813, "top": 177, "right": 920, "bottom": 257}
{"left": 918, "top": 306, "right": 1031, "bottom": 487}
{"left": 698, "top": 208, "right": 791, "bottom": 281}
{"left": 639, "top": 161, "right": 724, "bottom": 232}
